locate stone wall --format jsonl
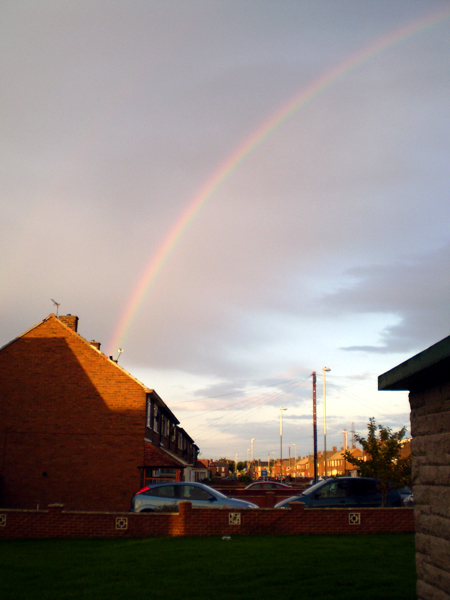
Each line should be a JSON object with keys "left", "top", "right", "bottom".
{"left": 410, "top": 380, "right": 450, "bottom": 600}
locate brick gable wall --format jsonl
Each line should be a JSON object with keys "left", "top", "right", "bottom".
{"left": 0, "top": 316, "right": 148, "bottom": 511}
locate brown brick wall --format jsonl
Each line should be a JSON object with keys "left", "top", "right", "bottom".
{"left": 0, "top": 316, "right": 147, "bottom": 511}
{"left": 410, "top": 380, "right": 450, "bottom": 600}
{"left": 0, "top": 502, "right": 415, "bottom": 539}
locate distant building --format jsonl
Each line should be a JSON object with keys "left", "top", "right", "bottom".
{"left": 0, "top": 314, "right": 198, "bottom": 511}
{"left": 209, "top": 460, "right": 230, "bottom": 478}
{"left": 195, "top": 460, "right": 210, "bottom": 481}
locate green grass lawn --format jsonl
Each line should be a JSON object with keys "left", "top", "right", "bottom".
{"left": 0, "top": 534, "right": 416, "bottom": 600}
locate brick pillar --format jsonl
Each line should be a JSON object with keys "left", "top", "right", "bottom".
{"left": 265, "top": 492, "right": 275, "bottom": 508}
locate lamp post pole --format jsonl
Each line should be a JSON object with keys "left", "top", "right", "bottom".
{"left": 293, "top": 443, "right": 297, "bottom": 480}
{"left": 323, "top": 367, "right": 331, "bottom": 478}
{"left": 280, "top": 407, "right": 287, "bottom": 480}
{"left": 250, "top": 438, "right": 255, "bottom": 477}
{"left": 235, "top": 454, "right": 238, "bottom": 477}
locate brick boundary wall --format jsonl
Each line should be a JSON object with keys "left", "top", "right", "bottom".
{"left": 0, "top": 502, "right": 415, "bottom": 539}
{"left": 211, "top": 489, "right": 301, "bottom": 508}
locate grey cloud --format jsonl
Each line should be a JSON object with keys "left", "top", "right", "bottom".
{"left": 329, "top": 244, "right": 450, "bottom": 354}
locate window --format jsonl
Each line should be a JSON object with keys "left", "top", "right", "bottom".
{"left": 146, "top": 485, "right": 176, "bottom": 498}
{"left": 318, "top": 480, "right": 348, "bottom": 499}
{"left": 154, "top": 405, "right": 159, "bottom": 434}
{"left": 179, "top": 486, "right": 212, "bottom": 501}
{"left": 350, "top": 479, "right": 378, "bottom": 497}
{"left": 159, "top": 469, "right": 176, "bottom": 480}
{"left": 146, "top": 399, "right": 152, "bottom": 429}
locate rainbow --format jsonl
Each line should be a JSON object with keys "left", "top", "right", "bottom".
{"left": 108, "top": 7, "right": 450, "bottom": 355}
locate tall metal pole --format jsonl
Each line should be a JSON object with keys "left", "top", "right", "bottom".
{"left": 293, "top": 443, "right": 297, "bottom": 480}
{"left": 250, "top": 438, "right": 255, "bottom": 476}
{"left": 323, "top": 367, "right": 331, "bottom": 478}
{"left": 280, "top": 407, "right": 287, "bottom": 480}
{"left": 312, "top": 372, "right": 318, "bottom": 483}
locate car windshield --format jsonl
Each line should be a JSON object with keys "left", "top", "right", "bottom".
{"left": 301, "top": 480, "right": 329, "bottom": 496}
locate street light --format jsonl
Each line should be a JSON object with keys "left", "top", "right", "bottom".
{"left": 247, "top": 448, "right": 250, "bottom": 471}
{"left": 323, "top": 367, "right": 331, "bottom": 478}
{"left": 280, "top": 407, "right": 287, "bottom": 480}
{"left": 293, "top": 443, "right": 297, "bottom": 480}
{"left": 250, "top": 438, "right": 256, "bottom": 477}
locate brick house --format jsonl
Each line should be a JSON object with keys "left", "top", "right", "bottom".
{"left": 208, "top": 460, "right": 230, "bottom": 478}
{"left": 195, "top": 460, "right": 210, "bottom": 481}
{"left": 379, "top": 335, "right": 450, "bottom": 600}
{"left": 327, "top": 447, "right": 364, "bottom": 477}
{"left": 0, "top": 314, "right": 198, "bottom": 511}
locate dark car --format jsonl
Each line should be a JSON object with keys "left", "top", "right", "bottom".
{"left": 245, "top": 481, "right": 292, "bottom": 490}
{"left": 274, "top": 477, "right": 403, "bottom": 509}
{"left": 130, "top": 482, "right": 259, "bottom": 512}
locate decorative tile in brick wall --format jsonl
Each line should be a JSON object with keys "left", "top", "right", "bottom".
{"left": 349, "top": 513, "right": 360, "bottom": 525}
{"left": 228, "top": 513, "right": 241, "bottom": 526}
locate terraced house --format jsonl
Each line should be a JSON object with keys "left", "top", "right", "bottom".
{"left": 0, "top": 314, "right": 198, "bottom": 511}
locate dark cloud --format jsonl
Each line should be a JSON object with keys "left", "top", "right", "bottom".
{"left": 326, "top": 244, "right": 450, "bottom": 353}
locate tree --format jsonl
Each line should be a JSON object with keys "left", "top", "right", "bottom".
{"left": 237, "top": 461, "right": 247, "bottom": 472}
{"left": 342, "top": 417, "right": 412, "bottom": 506}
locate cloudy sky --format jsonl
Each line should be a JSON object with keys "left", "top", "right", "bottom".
{"left": 2, "top": 1, "right": 450, "bottom": 462}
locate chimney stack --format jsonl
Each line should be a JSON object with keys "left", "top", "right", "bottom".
{"left": 59, "top": 314, "right": 78, "bottom": 332}
{"left": 90, "top": 340, "right": 101, "bottom": 350}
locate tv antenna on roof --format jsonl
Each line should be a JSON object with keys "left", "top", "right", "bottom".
{"left": 116, "top": 348, "right": 124, "bottom": 363}
{"left": 51, "top": 299, "right": 60, "bottom": 317}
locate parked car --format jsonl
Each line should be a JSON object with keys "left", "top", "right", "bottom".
{"left": 130, "top": 482, "right": 259, "bottom": 512}
{"left": 274, "top": 477, "right": 403, "bottom": 509}
{"left": 245, "top": 481, "right": 292, "bottom": 490}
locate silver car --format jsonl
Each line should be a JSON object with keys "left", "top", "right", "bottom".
{"left": 130, "top": 481, "right": 258, "bottom": 512}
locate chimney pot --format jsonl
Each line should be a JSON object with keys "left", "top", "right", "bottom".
{"left": 90, "top": 340, "right": 101, "bottom": 350}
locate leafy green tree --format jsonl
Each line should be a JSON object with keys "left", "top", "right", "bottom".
{"left": 342, "top": 417, "right": 412, "bottom": 506}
